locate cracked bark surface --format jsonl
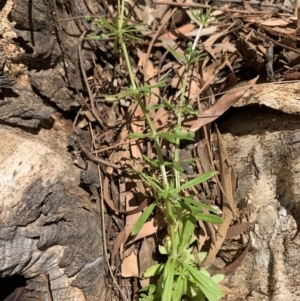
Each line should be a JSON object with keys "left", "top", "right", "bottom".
{"left": 218, "top": 103, "right": 300, "bottom": 301}
{"left": 0, "top": 0, "right": 106, "bottom": 300}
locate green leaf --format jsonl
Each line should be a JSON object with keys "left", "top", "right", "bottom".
{"left": 179, "top": 157, "right": 197, "bottom": 166}
{"left": 176, "top": 200, "right": 203, "bottom": 215}
{"left": 168, "top": 45, "right": 187, "bottom": 64}
{"left": 173, "top": 131, "right": 195, "bottom": 141}
{"left": 180, "top": 196, "right": 218, "bottom": 212}
{"left": 158, "top": 244, "right": 167, "bottom": 255}
{"left": 158, "top": 132, "right": 176, "bottom": 144}
{"left": 128, "top": 133, "right": 149, "bottom": 139}
{"left": 172, "top": 275, "right": 185, "bottom": 301}
{"left": 143, "top": 263, "right": 164, "bottom": 277}
{"left": 173, "top": 171, "right": 215, "bottom": 193}
{"left": 161, "top": 99, "right": 174, "bottom": 109}
{"left": 211, "top": 274, "right": 225, "bottom": 283}
{"left": 183, "top": 105, "right": 199, "bottom": 115}
{"left": 142, "top": 155, "right": 159, "bottom": 168}
{"left": 178, "top": 216, "right": 196, "bottom": 253}
{"left": 199, "top": 252, "right": 208, "bottom": 262}
{"left": 173, "top": 162, "right": 185, "bottom": 173}
{"left": 139, "top": 173, "right": 163, "bottom": 193}
{"left": 194, "top": 213, "right": 223, "bottom": 224}
{"left": 131, "top": 201, "right": 157, "bottom": 236}
{"left": 162, "top": 258, "right": 176, "bottom": 301}
{"left": 148, "top": 99, "right": 174, "bottom": 111}
{"left": 182, "top": 263, "right": 224, "bottom": 301}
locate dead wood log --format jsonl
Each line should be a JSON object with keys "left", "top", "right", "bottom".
{"left": 0, "top": 126, "right": 105, "bottom": 301}
{"left": 218, "top": 84, "right": 300, "bottom": 301}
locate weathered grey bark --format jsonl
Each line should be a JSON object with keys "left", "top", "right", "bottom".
{"left": 0, "top": 0, "right": 106, "bottom": 300}
{"left": 218, "top": 85, "right": 300, "bottom": 301}
{"left": 0, "top": 125, "right": 105, "bottom": 301}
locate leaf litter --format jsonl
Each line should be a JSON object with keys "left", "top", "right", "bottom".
{"left": 71, "top": 0, "right": 300, "bottom": 299}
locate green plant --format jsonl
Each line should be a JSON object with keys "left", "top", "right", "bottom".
{"left": 88, "top": 2, "right": 224, "bottom": 301}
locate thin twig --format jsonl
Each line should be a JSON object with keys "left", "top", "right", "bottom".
{"left": 43, "top": 272, "right": 53, "bottom": 301}
{"left": 152, "top": 0, "right": 291, "bottom": 16}
{"left": 253, "top": 29, "right": 300, "bottom": 55}
{"left": 98, "top": 159, "right": 130, "bottom": 301}
{"left": 78, "top": 31, "right": 105, "bottom": 129}
{"left": 78, "top": 140, "right": 125, "bottom": 170}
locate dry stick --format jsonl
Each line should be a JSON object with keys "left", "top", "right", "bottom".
{"left": 78, "top": 140, "right": 124, "bottom": 170}
{"left": 51, "top": 0, "right": 62, "bottom": 30}
{"left": 253, "top": 29, "right": 300, "bottom": 55}
{"left": 98, "top": 164, "right": 130, "bottom": 301}
{"left": 92, "top": 137, "right": 143, "bottom": 153}
{"left": 78, "top": 31, "right": 105, "bottom": 129}
{"left": 152, "top": 0, "right": 292, "bottom": 16}
{"left": 87, "top": 122, "right": 130, "bottom": 301}
{"left": 43, "top": 272, "right": 53, "bottom": 301}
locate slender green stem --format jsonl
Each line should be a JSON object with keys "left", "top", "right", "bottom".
{"left": 117, "top": 5, "right": 169, "bottom": 189}
{"left": 191, "top": 24, "right": 203, "bottom": 52}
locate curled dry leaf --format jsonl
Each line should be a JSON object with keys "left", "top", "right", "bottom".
{"left": 203, "top": 127, "right": 235, "bottom": 266}
{"left": 218, "top": 243, "right": 250, "bottom": 276}
{"left": 183, "top": 76, "right": 259, "bottom": 132}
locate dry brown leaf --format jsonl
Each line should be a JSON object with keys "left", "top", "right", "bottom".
{"left": 203, "top": 127, "right": 234, "bottom": 266}
{"left": 213, "top": 42, "right": 236, "bottom": 53}
{"left": 121, "top": 250, "right": 139, "bottom": 277}
{"left": 218, "top": 283, "right": 234, "bottom": 295}
{"left": 148, "top": 79, "right": 160, "bottom": 107}
{"left": 226, "top": 221, "right": 256, "bottom": 240}
{"left": 185, "top": 72, "right": 202, "bottom": 101}
{"left": 197, "top": 220, "right": 208, "bottom": 251}
{"left": 80, "top": 110, "right": 96, "bottom": 122}
{"left": 171, "top": 65, "right": 185, "bottom": 88}
{"left": 204, "top": 29, "right": 231, "bottom": 59}
{"left": 111, "top": 230, "right": 126, "bottom": 265}
{"left": 153, "top": 107, "right": 169, "bottom": 130}
{"left": 103, "top": 176, "right": 150, "bottom": 215}
{"left": 129, "top": 210, "right": 167, "bottom": 244}
{"left": 219, "top": 243, "right": 250, "bottom": 276}
{"left": 138, "top": 237, "right": 158, "bottom": 276}
{"left": 259, "top": 18, "right": 289, "bottom": 26}
{"left": 130, "top": 104, "right": 144, "bottom": 159}
{"left": 160, "top": 36, "right": 185, "bottom": 64}
{"left": 185, "top": 26, "right": 218, "bottom": 38}
{"left": 162, "top": 23, "right": 196, "bottom": 41}
{"left": 202, "top": 57, "right": 227, "bottom": 82}
{"left": 138, "top": 50, "right": 158, "bottom": 81}
{"left": 183, "top": 76, "right": 259, "bottom": 132}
